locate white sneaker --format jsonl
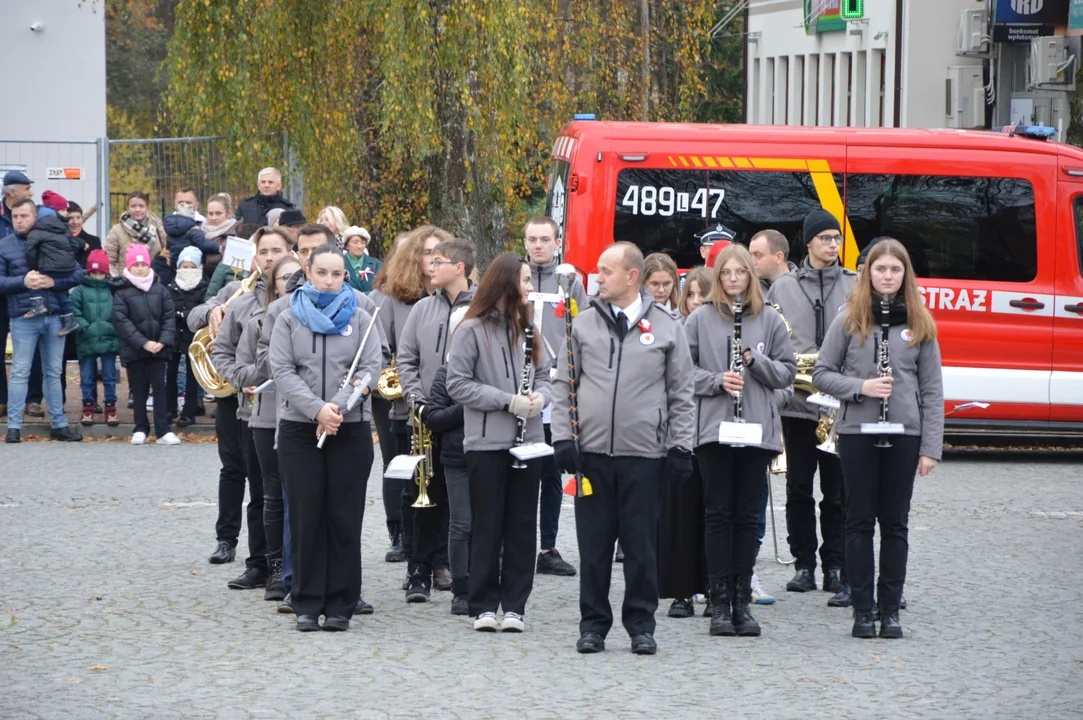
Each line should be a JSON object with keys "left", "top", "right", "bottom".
{"left": 500, "top": 612, "right": 525, "bottom": 633}
{"left": 131, "top": 432, "right": 147, "bottom": 446}
{"left": 473, "top": 612, "right": 499, "bottom": 632}
{"left": 750, "top": 572, "right": 776, "bottom": 605}
{"left": 156, "top": 432, "right": 181, "bottom": 446}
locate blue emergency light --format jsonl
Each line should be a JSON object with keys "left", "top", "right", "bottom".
{"left": 998, "top": 123, "right": 1057, "bottom": 140}
{"left": 573, "top": 114, "right": 596, "bottom": 121}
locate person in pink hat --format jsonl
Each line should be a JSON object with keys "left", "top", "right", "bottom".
{"left": 112, "top": 243, "right": 179, "bottom": 445}
{"left": 71, "top": 249, "right": 120, "bottom": 426}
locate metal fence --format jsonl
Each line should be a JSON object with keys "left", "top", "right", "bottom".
{"left": 1, "top": 134, "right": 298, "bottom": 237}
{"left": 102, "top": 134, "right": 293, "bottom": 231}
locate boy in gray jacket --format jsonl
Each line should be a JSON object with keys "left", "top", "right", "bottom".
{"left": 551, "top": 242, "right": 695, "bottom": 656}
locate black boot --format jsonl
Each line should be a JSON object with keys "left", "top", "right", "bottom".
{"left": 786, "top": 568, "right": 816, "bottom": 592}
{"left": 852, "top": 608, "right": 876, "bottom": 639}
{"left": 828, "top": 582, "right": 852, "bottom": 608}
{"left": 732, "top": 575, "right": 761, "bottom": 637}
{"left": 385, "top": 522, "right": 406, "bottom": 563}
{"left": 707, "top": 576, "right": 735, "bottom": 636}
{"left": 879, "top": 610, "right": 903, "bottom": 639}
{"left": 263, "top": 556, "right": 285, "bottom": 601}
{"left": 23, "top": 295, "right": 46, "bottom": 318}
{"left": 822, "top": 567, "right": 844, "bottom": 593}
{"left": 451, "top": 577, "right": 469, "bottom": 616}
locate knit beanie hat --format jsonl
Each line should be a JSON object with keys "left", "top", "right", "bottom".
{"left": 706, "top": 239, "right": 732, "bottom": 269}
{"left": 178, "top": 246, "right": 203, "bottom": 267}
{"left": 41, "top": 190, "right": 68, "bottom": 212}
{"left": 126, "top": 243, "right": 151, "bottom": 269}
{"left": 86, "top": 249, "right": 109, "bottom": 273}
{"left": 802, "top": 209, "right": 841, "bottom": 244}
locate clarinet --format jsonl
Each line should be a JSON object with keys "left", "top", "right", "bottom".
{"left": 510, "top": 325, "right": 535, "bottom": 468}
{"left": 731, "top": 294, "right": 744, "bottom": 422}
{"left": 874, "top": 293, "right": 893, "bottom": 448}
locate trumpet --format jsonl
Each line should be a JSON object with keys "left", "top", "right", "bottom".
{"left": 377, "top": 359, "right": 404, "bottom": 400}
{"left": 408, "top": 393, "right": 435, "bottom": 508}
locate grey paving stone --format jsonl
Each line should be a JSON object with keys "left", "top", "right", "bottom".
{"left": 1, "top": 443, "right": 1081, "bottom": 718}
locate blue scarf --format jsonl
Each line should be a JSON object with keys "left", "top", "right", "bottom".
{"left": 291, "top": 282, "right": 357, "bottom": 335}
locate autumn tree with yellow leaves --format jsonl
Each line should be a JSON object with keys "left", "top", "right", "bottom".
{"left": 162, "top": 0, "right": 744, "bottom": 263}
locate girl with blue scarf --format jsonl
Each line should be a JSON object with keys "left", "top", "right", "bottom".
{"left": 268, "top": 245, "right": 383, "bottom": 632}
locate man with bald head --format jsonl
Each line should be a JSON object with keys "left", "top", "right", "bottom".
{"left": 552, "top": 241, "right": 695, "bottom": 656}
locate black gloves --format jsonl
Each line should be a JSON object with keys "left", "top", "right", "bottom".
{"left": 665, "top": 447, "right": 693, "bottom": 484}
{"left": 554, "top": 440, "right": 581, "bottom": 475}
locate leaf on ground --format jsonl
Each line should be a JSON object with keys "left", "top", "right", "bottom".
{"left": 87, "top": 665, "right": 110, "bottom": 671}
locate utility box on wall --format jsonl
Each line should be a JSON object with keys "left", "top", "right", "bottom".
{"left": 1028, "top": 37, "right": 1076, "bottom": 90}
{"left": 946, "top": 65, "right": 986, "bottom": 128}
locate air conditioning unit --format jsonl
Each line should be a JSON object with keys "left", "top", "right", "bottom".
{"left": 1028, "top": 38, "right": 1076, "bottom": 90}
{"left": 945, "top": 65, "right": 985, "bottom": 129}
{"left": 956, "top": 8, "right": 989, "bottom": 56}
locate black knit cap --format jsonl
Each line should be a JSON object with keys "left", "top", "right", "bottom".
{"left": 802, "top": 208, "right": 841, "bottom": 244}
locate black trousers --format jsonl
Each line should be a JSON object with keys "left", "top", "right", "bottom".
{"left": 278, "top": 420, "right": 373, "bottom": 618}
{"left": 576, "top": 453, "right": 665, "bottom": 638}
{"left": 838, "top": 434, "right": 919, "bottom": 613}
{"left": 782, "top": 416, "right": 845, "bottom": 571}
{"left": 392, "top": 424, "right": 413, "bottom": 556}
{"left": 166, "top": 351, "right": 199, "bottom": 420}
{"left": 127, "top": 357, "right": 170, "bottom": 436}
{"left": 698, "top": 443, "right": 774, "bottom": 579}
{"left": 213, "top": 396, "right": 265, "bottom": 567}
{"left": 238, "top": 421, "right": 268, "bottom": 572}
{"left": 372, "top": 395, "right": 403, "bottom": 528}
{"left": 252, "top": 427, "right": 283, "bottom": 560}
{"left": 465, "top": 450, "right": 540, "bottom": 616}
{"left": 404, "top": 445, "right": 449, "bottom": 575}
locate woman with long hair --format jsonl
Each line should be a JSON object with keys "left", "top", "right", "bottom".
{"left": 317, "top": 206, "right": 349, "bottom": 246}
{"left": 679, "top": 266, "right": 713, "bottom": 318}
{"left": 369, "top": 226, "right": 452, "bottom": 575}
{"left": 683, "top": 244, "right": 796, "bottom": 638}
{"left": 643, "top": 253, "right": 680, "bottom": 311}
{"left": 812, "top": 239, "right": 943, "bottom": 640}
{"left": 446, "top": 252, "right": 550, "bottom": 633}
{"left": 268, "top": 245, "right": 382, "bottom": 631}
{"left": 229, "top": 254, "right": 304, "bottom": 605}
{"left": 104, "top": 191, "right": 166, "bottom": 277}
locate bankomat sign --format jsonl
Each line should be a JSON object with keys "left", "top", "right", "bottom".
{"left": 994, "top": 0, "right": 1070, "bottom": 40}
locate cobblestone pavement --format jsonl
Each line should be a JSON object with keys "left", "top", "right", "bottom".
{"left": 1, "top": 443, "right": 1081, "bottom": 719}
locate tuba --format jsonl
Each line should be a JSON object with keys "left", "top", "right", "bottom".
{"left": 408, "top": 393, "right": 435, "bottom": 508}
{"left": 377, "top": 358, "right": 404, "bottom": 401}
{"left": 188, "top": 269, "right": 261, "bottom": 398}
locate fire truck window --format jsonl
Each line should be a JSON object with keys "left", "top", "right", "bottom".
{"left": 613, "top": 168, "right": 841, "bottom": 269}
{"left": 545, "top": 160, "right": 572, "bottom": 242}
{"left": 845, "top": 174, "right": 1038, "bottom": 283}
{"left": 1074, "top": 196, "right": 1083, "bottom": 278}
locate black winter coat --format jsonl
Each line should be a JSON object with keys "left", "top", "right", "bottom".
{"left": 235, "top": 192, "right": 295, "bottom": 226}
{"left": 112, "top": 278, "right": 176, "bottom": 365}
{"left": 425, "top": 364, "right": 465, "bottom": 467}
{"left": 163, "top": 214, "right": 221, "bottom": 268}
{"left": 167, "top": 279, "right": 209, "bottom": 348}
{"left": 73, "top": 230, "right": 101, "bottom": 270}
{"left": 27, "top": 215, "right": 81, "bottom": 274}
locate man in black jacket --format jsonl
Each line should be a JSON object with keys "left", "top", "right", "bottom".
{"left": 235, "top": 168, "right": 296, "bottom": 225}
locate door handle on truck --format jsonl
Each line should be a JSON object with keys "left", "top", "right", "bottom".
{"left": 1009, "top": 299, "right": 1045, "bottom": 310}
{"left": 1065, "top": 303, "right": 1083, "bottom": 315}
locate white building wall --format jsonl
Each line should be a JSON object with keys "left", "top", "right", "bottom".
{"left": 747, "top": 0, "right": 982, "bottom": 129}
{"left": 0, "top": 1, "right": 106, "bottom": 232}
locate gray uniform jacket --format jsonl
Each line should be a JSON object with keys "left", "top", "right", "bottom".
{"left": 445, "top": 311, "right": 552, "bottom": 453}
{"left": 268, "top": 306, "right": 383, "bottom": 425}
{"left": 812, "top": 311, "right": 945, "bottom": 460}
{"left": 527, "top": 260, "right": 588, "bottom": 369}
{"left": 767, "top": 258, "right": 856, "bottom": 420}
{"left": 232, "top": 314, "right": 277, "bottom": 430}
{"left": 398, "top": 285, "right": 476, "bottom": 402}
{"left": 551, "top": 288, "right": 695, "bottom": 459}
{"left": 369, "top": 288, "right": 423, "bottom": 422}
{"left": 683, "top": 301, "right": 797, "bottom": 453}
{"left": 187, "top": 279, "right": 243, "bottom": 334}
{"left": 210, "top": 281, "right": 267, "bottom": 421}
